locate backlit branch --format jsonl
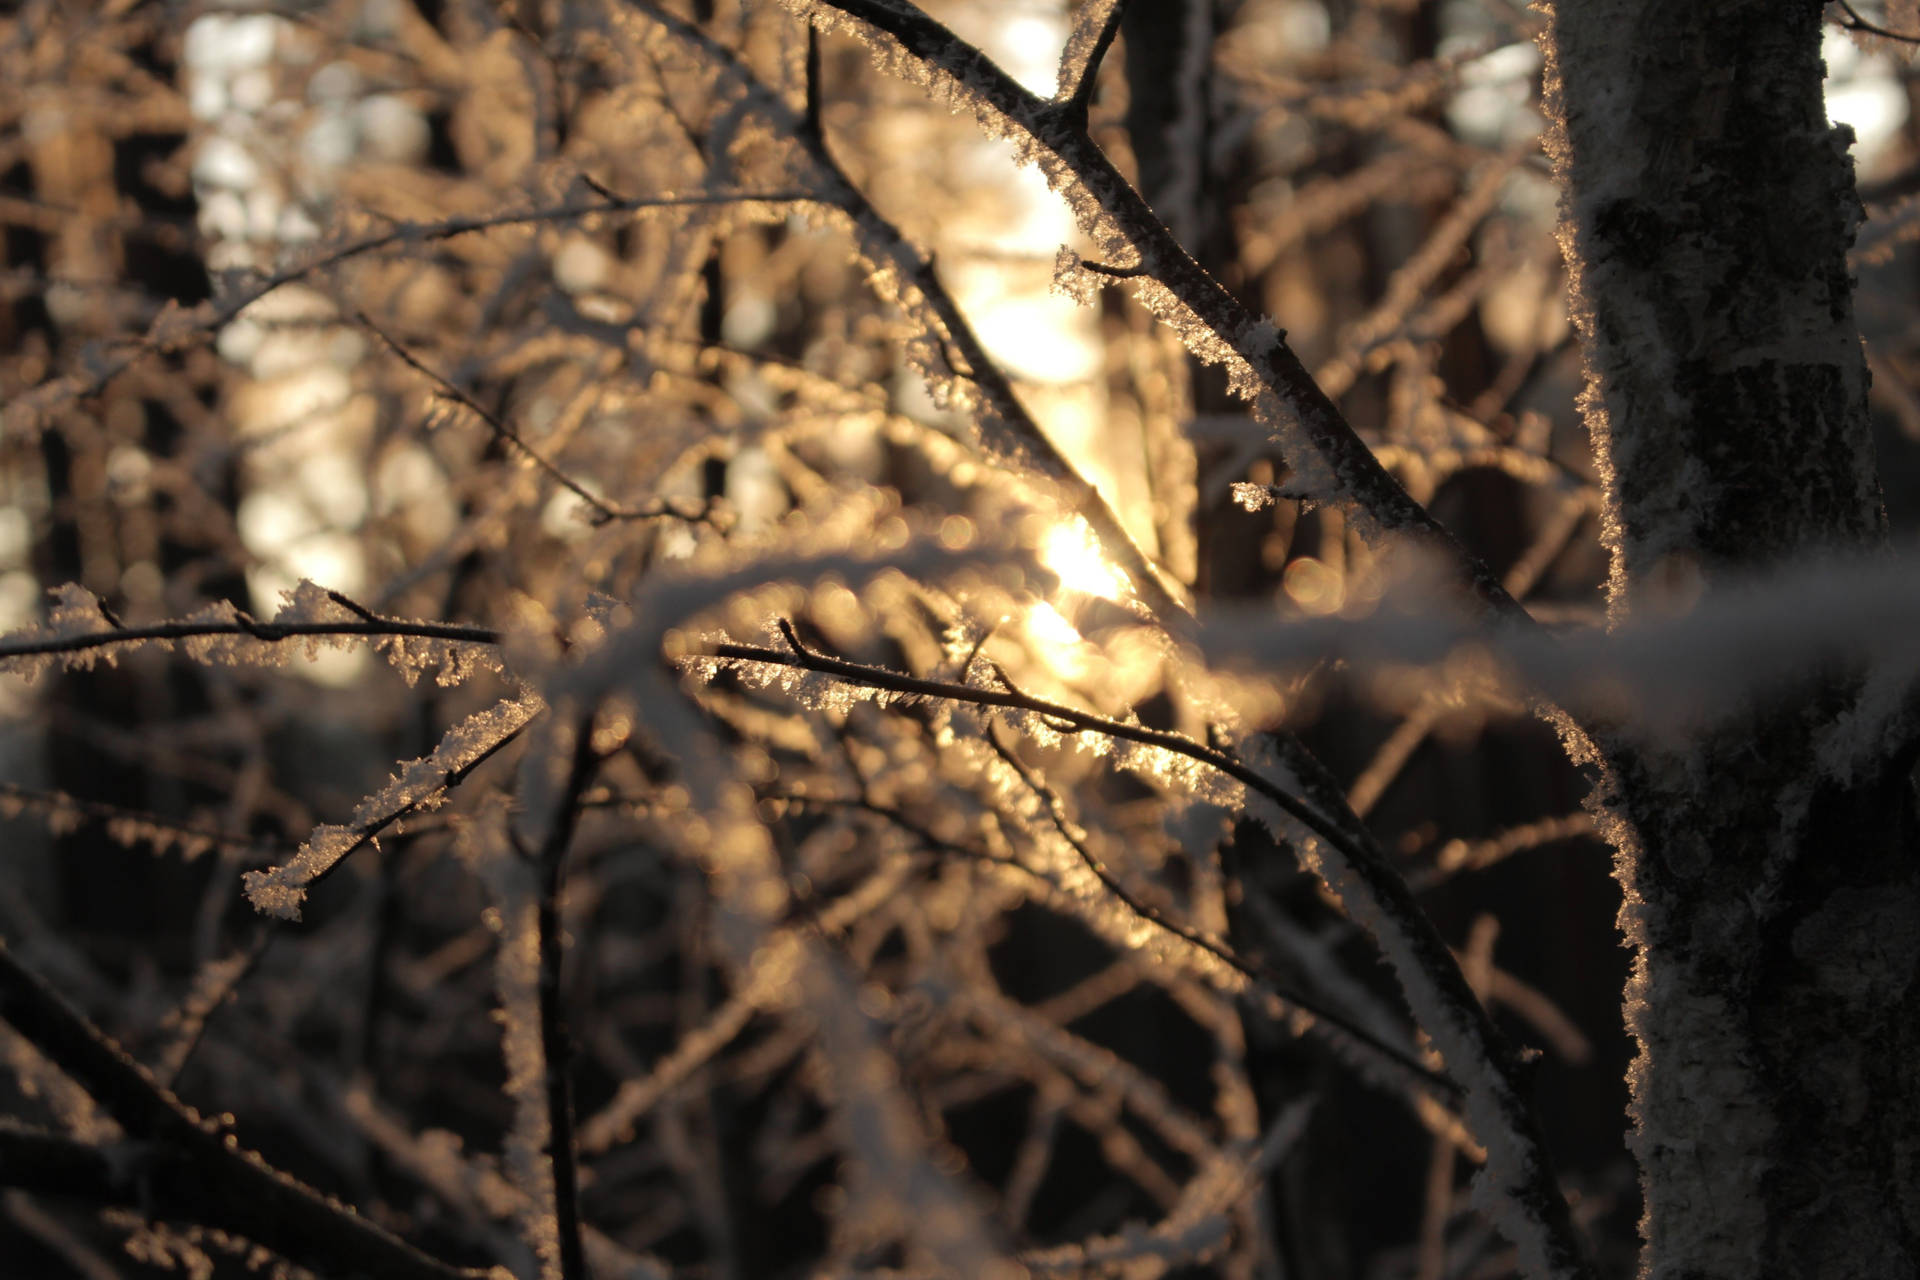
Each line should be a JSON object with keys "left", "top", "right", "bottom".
{"left": 707, "top": 633, "right": 1593, "bottom": 1278}
{"left": 790, "top": 0, "right": 1529, "bottom": 624}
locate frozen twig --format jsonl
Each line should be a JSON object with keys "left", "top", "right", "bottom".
{"left": 790, "top": 0, "right": 1530, "bottom": 624}
{"left": 708, "top": 632, "right": 1592, "bottom": 1277}
{"left": 1054, "top": 0, "right": 1127, "bottom": 124}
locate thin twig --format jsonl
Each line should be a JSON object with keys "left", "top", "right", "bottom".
{"left": 0, "top": 615, "right": 501, "bottom": 664}
{"left": 1078, "top": 259, "right": 1148, "bottom": 279}
{"left": 982, "top": 730, "right": 1451, "bottom": 1093}
{"left": 0, "top": 944, "right": 491, "bottom": 1280}
{"left": 805, "top": 22, "right": 826, "bottom": 139}
{"left": 357, "top": 311, "right": 718, "bottom": 527}
{"left": 531, "top": 717, "right": 602, "bottom": 1280}
{"left": 639, "top": 7, "right": 1190, "bottom": 624}
{"left": 801, "top": 0, "right": 1530, "bottom": 627}
{"left": 1833, "top": 1, "right": 1920, "bottom": 44}
{"left": 1055, "top": 0, "right": 1128, "bottom": 124}
{"left": 705, "top": 632, "right": 1591, "bottom": 1277}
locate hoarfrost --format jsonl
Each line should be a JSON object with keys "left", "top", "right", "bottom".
{"left": 1235, "top": 736, "right": 1586, "bottom": 1279}
{"left": 1231, "top": 481, "right": 1278, "bottom": 512}
{"left": 1049, "top": 247, "right": 1103, "bottom": 308}
{"left": 243, "top": 694, "right": 542, "bottom": 920}
{"left": 458, "top": 801, "right": 563, "bottom": 1280}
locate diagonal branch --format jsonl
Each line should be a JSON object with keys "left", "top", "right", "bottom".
{"left": 790, "top": 0, "right": 1529, "bottom": 625}
{"left": 357, "top": 312, "right": 721, "bottom": 528}
{"left": 636, "top": 4, "right": 1190, "bottom": 625}
{"left": 0, "top": 943, "right": 491, "bottom": 1280}
{"left": 707, "top": 634, "right": 1594, "bottom": 1279}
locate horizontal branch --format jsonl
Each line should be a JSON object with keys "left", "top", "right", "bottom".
{"left": 0, "top": 616, "right": 501, "bottom": 664}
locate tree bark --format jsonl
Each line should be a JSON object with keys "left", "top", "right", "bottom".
{"left": 1541, "top": 3, "right": 1920, "bottom": 1276}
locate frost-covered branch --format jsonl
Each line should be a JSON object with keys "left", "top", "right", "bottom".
{"left": 788, "top": 0, "right": 1527, "bottom": 622}
{"left": 981, "top": 725, "right": 1437, "bottom": 1080}
{"left": 708, "top": 634, "right": 1593, "bottom": 1277}
{"left": 1054, "top": 0, "right": 1127, "bottom": 123}
{"left": 0, "top": 582, "right": 500, "bottom": 680}
{"left": 244, "top": 694, "right": 541, "bottom": 920}
{"left": 637, "top": 5, "right": 1190, "bottom": 624}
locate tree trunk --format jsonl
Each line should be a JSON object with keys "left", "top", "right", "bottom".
{"left": 1541, "top": 3, "right": 1920, "bottom": 1275}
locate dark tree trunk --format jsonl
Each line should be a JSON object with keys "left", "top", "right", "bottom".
{"left": 1542, "top": 3, "right": 1920, "bottom": 1275}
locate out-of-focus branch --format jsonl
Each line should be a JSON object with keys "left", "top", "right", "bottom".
{"left": 0, "top": 614, "right": 500, "bottom": 665}
{"left": 357, "top": 312, "right": 724, "bottom": 528}
{"left": 527, "top": 717, "right": 602, "bottom": 1280}
{"left": 0, "top": 944, "right": 493, "bottom": 1280}
{"left": 8, "top": 188, "right": 815, "bottom": 432}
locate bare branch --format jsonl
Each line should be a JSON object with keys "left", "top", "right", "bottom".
{"left": 0, "top": 944, "right": 492, "bottom": 1280}
{"left": 358, "top": 311, "right": 721, "bottom": 528}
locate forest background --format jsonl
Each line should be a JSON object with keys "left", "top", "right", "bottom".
{"left": 2, "top": 2, "right": 1919, "bottom": 1278}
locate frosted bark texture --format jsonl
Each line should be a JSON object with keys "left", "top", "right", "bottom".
{"left": 1542, "top": 3, "right": 1920, "bottom": 1276}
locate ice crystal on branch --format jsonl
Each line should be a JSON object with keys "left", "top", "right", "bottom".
{"left": 243, "top": 695, "right": 541, "bottom": 920}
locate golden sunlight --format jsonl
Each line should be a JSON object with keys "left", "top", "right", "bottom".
{"left": 1022, "top": 601, "right": 1091, "bottom": 681}
{"left": 1038, "top": 518, "right": 1131, "bottom": 602}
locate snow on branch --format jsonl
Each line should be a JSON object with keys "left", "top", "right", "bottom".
{"left": 703, "top": 629, "right": 1592, "bottom": 1278}
{"left": 1189, "top": 542, "right": 1920, "bottom": 764}
{"left": 637, "top": 5, "right": 1188, "bottom": 625}
{"left": 1053, "top": 0, "right": 1125, "bottom": 119}
{"left": 243, "top": 694, "right": 541, "bottom": 920}
{"left": 0, "top": 580, "right": 502, "bottom": 686}
{"left": 789, "top": 0, "right": 1526, "bottom": 623}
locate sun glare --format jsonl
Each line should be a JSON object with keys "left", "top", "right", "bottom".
{"left": 1023, "top": 601, "right": 1090, "bottom": 680}
{"left": 1039, "top": 518, "right": 1130, "bottom": 602}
